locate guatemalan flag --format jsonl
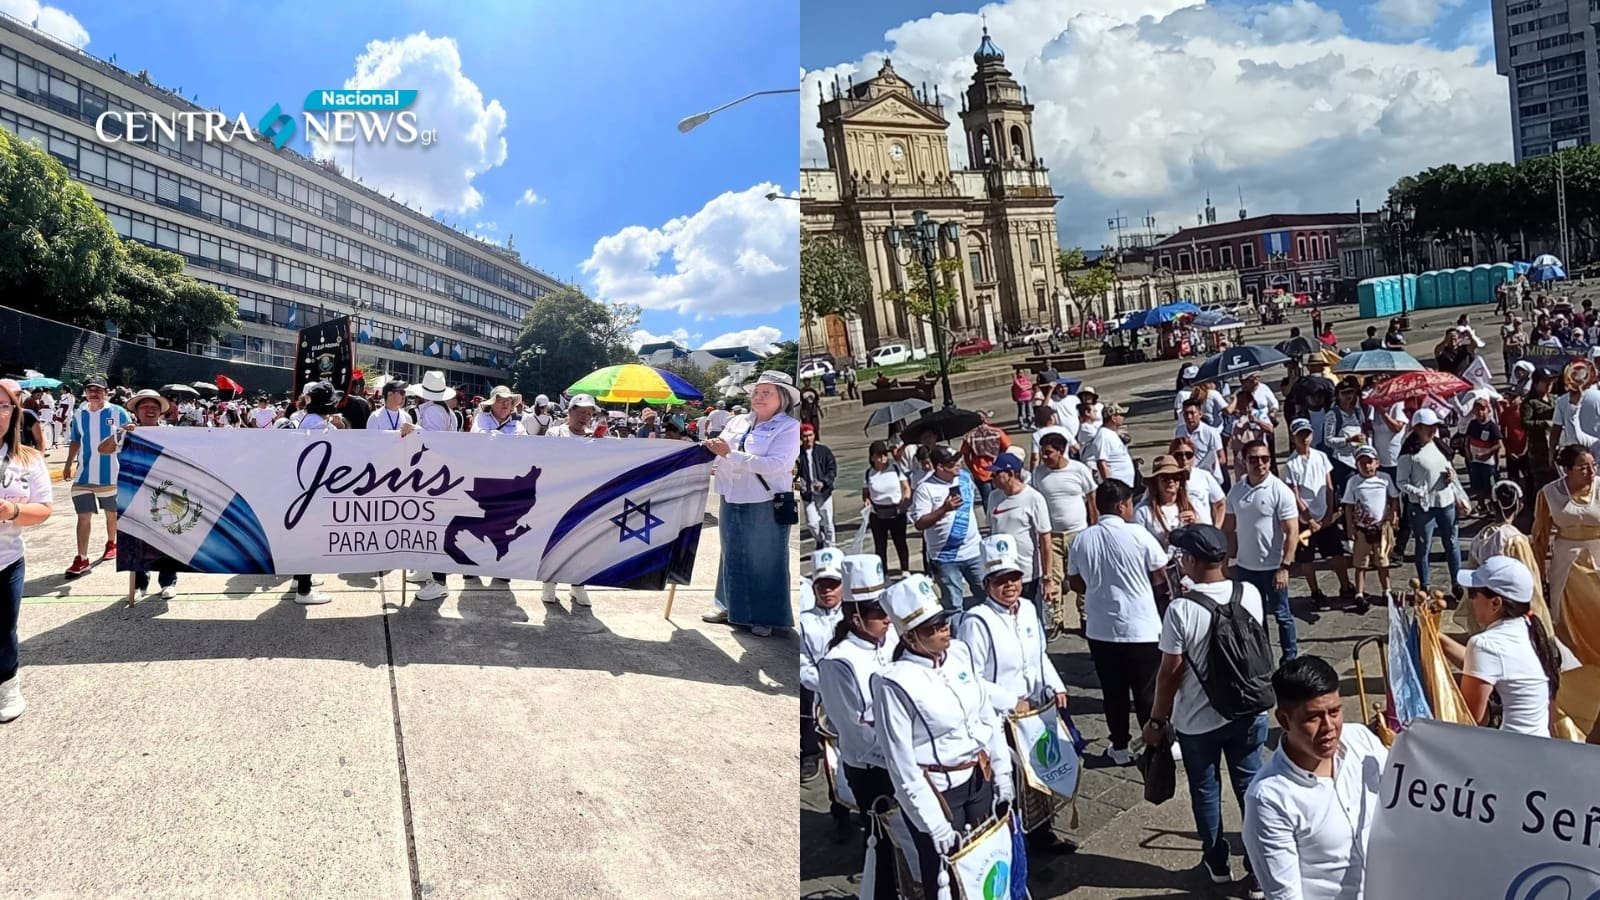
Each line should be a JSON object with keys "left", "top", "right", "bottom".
{"left": 114, "top": 433, "right": 276, "bottom": 574}
{"left": 537, "top": 443, "right": 714, "bottom": 588}
{"left": 428, "top": 338, "right": 442, "bottom": 357}
{"left": 286, "top": 304, "right": 298, "bottom": 329}
{"left": 359, "top": 319, "right": 372, "bottom": 343}
{"left": 450, "top": 342, "right": 463, "bottom": 361}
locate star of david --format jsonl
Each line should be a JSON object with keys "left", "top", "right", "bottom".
{"left": 612, "top": 497, "right": 664, "bottom": 545}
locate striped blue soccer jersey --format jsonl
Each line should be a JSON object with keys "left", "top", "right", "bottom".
{"left": 70, "top": 403, "right": 132, "bottom": 487}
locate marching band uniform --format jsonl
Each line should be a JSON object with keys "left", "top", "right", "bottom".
{"left": 816, "top": 554, "right": 899, "bottom": 899}
{"left": 800, "top": 548, "right": 846, "bottom": 776}
{"left": 872, "top": 574, "right": 1014, "bottom": 895}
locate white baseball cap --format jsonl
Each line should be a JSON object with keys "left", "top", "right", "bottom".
{"left": 811, "top": 547, "right": 844, "bottom": 583}
{"left": 1458, "top": 556, "right": 1534, "bottom": 605}
{"left": 840, "top": 553, "right": 886, "bottom": 601}
{"left": 1412, "top": 408, "right": 1441, "bottom": 427}
{"left": 568, "top": 394, "right": 598, "bottom": 409}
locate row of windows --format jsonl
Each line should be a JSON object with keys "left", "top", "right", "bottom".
{"left": 0, "top": 107, "right": 521, "bottom": 343}
{"left": 1552, "top": 94, "right": 1590, "bottom": 114}
{"left": 98, "top": 200, "right": 507, "bottom": 361}
{"left": 0, "top": 42, "right": 553, "bottom": 310}
{"left": 1515, "top": 51, "right": 1585, "bottom": 80}
{"left": 1159, "top": 234, "right": 1333, "bottom": 272}
{"left": 1508, "top": 11, "right": 1569, "bottom": 35}
{"left": 1510, "top": 32, "right": 1583, "bottom": 57}
{"left": 1553, "top": 114, "right": 1589, "bottom": 137}
{"left": 1507, "top": 0, "right": 1541, "bottom": 17}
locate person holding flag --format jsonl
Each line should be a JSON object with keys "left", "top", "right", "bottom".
{"left": 404, "top": 371, "right": 458, "bottom": 602}
{"left": 541, "top": 395, "right": 599, "bottom": 608}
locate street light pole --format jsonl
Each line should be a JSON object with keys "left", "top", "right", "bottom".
{"left": 677, "top": 88, "right": 801, "bottom": 133}
{"left": 1557, "top": 138, "right": 1580, "bottom": 266}
{"left": 887, "top": 209, "right": 960, "bottom": 409}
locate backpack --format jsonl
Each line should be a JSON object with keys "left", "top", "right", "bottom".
{"left": 1183, "top": 582, "right": 1276, "bottom": 720}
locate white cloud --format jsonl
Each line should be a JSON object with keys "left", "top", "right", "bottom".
{"left": 582, "top": 182, "right": 799, "bottom": 318}
{"left": 802, "top": 0, "right": 1509, "bottom": 248}
{"left": 1373, "top": 0, "right": 1463, "bottom": 33}
{"left": 0, "top": 0, "right": 89, "bottom": 47}
{"left": 701, "top": 326, "right": 784, "bottom": 355}
{"left": 517, "top": 188, "right": 545, "bottom": 206}
{"left": 473, "top": 220, "right": 497, "bottom": 231}
{"left": 309, "top": 32, "right": 508, "bottom": 215}
{"left": 629, "top": 327, "right": 695, "bottom": 351}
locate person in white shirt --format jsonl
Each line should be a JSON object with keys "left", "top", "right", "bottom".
{"left": 1067, "top": 479, "right": 1169, "bottom": 765}
{"left": 871, "top": 575, "right": 1014, "bottom": 893}
{"left": 1244, "top": 656, "right": 1388, "bottom": 900}
{"left": 1225, "top": 440, "right": 1302, "bottom": 661}
{"left": 799, "top": 548, "right": 845, "bottom": 782}
{"left": 908, "top": 446, "right": 985, "bottom": 610}
{"left": 861, "top": 440, "right": 912, "bottom": 575}
{"left": 984, "top": 453, "right": 1054, "bottom": 608}
{"left": 366, "top": 381, "right": 417, "bottom": 434}
{"left": 816, "top": 554, "right": 900, "bottom": 898}
{"left": 473, "top": 385, "right": 526, "bottom": 435}
{"left": 1029, "top": 406, "right": 1074, "bottom": 465}
{"left": 1554, "top": 363, "right": 1598, "bottom": 452}
{"left": 402, "top": 372, "right": 460, "bottom": 602}
{"left": 1169, "top": 436, "right": 1227, "bottom": 523}
{"left": 1176, "top": 399, "right": 1226, "bottom": 483}
{"left": 1282, "top": 419, "right": 1354, "bottom": 607}
{"left": 958, "top": 534, "right": 1074, "bottom": 853}
{"left": 0, "top": 377, "right": 54, "bottom": 723}
{"left": 1240, "top": 371, "right": 1282, "bottom": 457}
{"left": 1396, "top": 407, "right": 1469, "bottom": 596}
{"left": 1436, "top": 556, "right": 1561, "bottom": 737}
{"left": 1174, "top": 364, "right": 1201, "bottom": 421}
{"left": 705, "top": 401, "right": 732, "bottom": 439}
{"left": 287, "top": 382, "right": 341, "bottom": 605}
{"left": 1080, "top": 402, "right": 1136, "bottom": 487}
{"left": 1146, "top": 524, "right": 1270, "bottom": 895}
{"left": 1367, "top": 398, "right": 1408, "bottom": 483}
{"left": 1050, "top": 382, "right": 1082, "bottom": 433}
{"left": 1321, "top": 379, "right": 1366, "bottom": 495}
{"left": 250, "top": 395, "right": 277, "bottom": 429}
{"left": 540, "top": 394, "right": 601, "bottom": 609}
{"left": 1032, "top": 431, "right": 1097, "bottom": 634}
{"left": 521, "top": 394, "right": 556, "bottom": 436}
{"left": 1341, "top": 446, "right": 1399, "bottom": 610}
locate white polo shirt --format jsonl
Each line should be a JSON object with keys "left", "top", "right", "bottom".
{"left": 1283, "top": 447, "right": 1334, "bottom": 520}
{"left": 1175, "top": 421, "right": 1226, "bottom": 480}
{"left": 1463, "top": 617, "right": 1551, "bottom": 737}
{"left": 1079, "top": 425, "right": 1135, "bottom": 487}
{"left": 1066, "top": 515, "right": 1167, "bottom": 643}
{"left": 1227, "top": 475, "right": 1299, "bottom": 572}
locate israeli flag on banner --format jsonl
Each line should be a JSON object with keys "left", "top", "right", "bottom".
{"left": 359, "top": 320, "right": 372, "bottom": 343}
{"left": 114, "top": 433, "right": 276, "bottom": 573}
{"left": 538, "top": 444, "right": 714, "bottom": 586}
{"left": 286, "top": 304, "right": 298, "bottom": 329}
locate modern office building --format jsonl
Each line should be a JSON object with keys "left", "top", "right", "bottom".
{"left": 1492, "top": 0, "right": 1593, "bottom": 161}
{"left": 0, "top": 14, "right": 563, "bottom": 395}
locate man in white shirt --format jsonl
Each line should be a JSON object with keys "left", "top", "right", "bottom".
{"left": 543, "top": 395, "right": 598, "bottom": 607}
{"left": 908, "top": 446, "right": 985, "bottom": 610}
{"left": 366, "top": 381, "right": 417, "bottom": 434}
{"left": 1241, "top": 372, "right": 1281, "bottom": 456}
{"left": 705, "top": 401, "right": 732, "bottom": 439}
{"left": 1176, "top": 398, "right": 1226, "bottom": 483}
{"left": 250, "top": 395, "right": 277, "bottom": 429}
{"left": 1067, "top": 479, "right": 1169, "bottom": 765}
{"left": 1282, "top": 420, "right": 1354, "bottom": 606}
{"left": 984, "top": 454, "right": 1053, "bottom": 609}
{"left": 1554, "top": 368, "right": 1598, "bottom": 451}
{"left": 1049, "top": 382, "right": 1081, "bottom": 433}
{"left": 1244, "top": 656, "right": 1387, "bottom": 900}
{"left": 1080, "top": 402, "right": 1136, "bottom": 487}
{"left": 404, "top": 371, "right": 460, "bottom": 600}
{"left": 1146, "top": 524, "right": 1270, "bottom": 894}
{"left": 521, "top": 394, "right": 556, "bottom": 436}
{"left": 1225, "top": 439, "right": 1301, "bottom": 662}
{"left": 1368, "top": 399, "right": 1408, "bottom": 483}
{"left": 1032, "top": 431, "right": 1097, "bottom": 633}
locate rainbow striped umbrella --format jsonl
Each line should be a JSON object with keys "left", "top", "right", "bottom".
{"left": 567, "top": 364, "right": 705, "bottom": 405}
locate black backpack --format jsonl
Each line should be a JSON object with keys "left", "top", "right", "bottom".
{"left": 1184, "top": 582, "right": 1276, "bottom": 720}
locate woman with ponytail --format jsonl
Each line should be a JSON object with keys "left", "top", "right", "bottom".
{"left": 1457, "top": 480, "right": 1554, "bottom": 637}
{"left": 0, "top": 378, "right": 54, "bottom": 722}
{"left": 1437, "top": 556, "right": 1561, "bottom": 737}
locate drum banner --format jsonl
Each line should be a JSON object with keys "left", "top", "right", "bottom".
{"left": 1366, "top": 718, "right": 1600, "bottom": 898}
{"left": 1007, "top": 703, "right": 1082, "bottom": 799}
{"left": 115, "top": 428, "right": 712, "bottom": 589}
{"left": 294, "top": 315, "right": 355, "bottom": 399}
{"left": 948, "top": 812, "right": 1012, "bottom": 900}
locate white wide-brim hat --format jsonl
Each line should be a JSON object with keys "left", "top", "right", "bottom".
{"left": 409, "top": 370, "right": 455, "bottom": 402}
{"left": 750, "top": 370, "right": 802, "bottom": 407}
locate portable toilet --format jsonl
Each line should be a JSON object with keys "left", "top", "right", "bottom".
{"left": 1435, "top": 269, "right": 1455, "bottom": 307}
{"left": 1471, "top": 264, "right": 1493, "bottom": 304}
{"left": 1357, "top": 278, "right": 1380, "bottom": 318}
{"left": 1382, "top": 276, "right": 1401, "bottom": 316}
{"left": 1401, "top": 273, "right": 1418, "bottom": 312}
{"left": 1490, "top": 262, "right": 1514, "bottom": 291}
{"left": 1417, "top": 271, "right": 1438, "bottom": 309}
{"left": 1452, "top": 268, "right": 1473, "bottom": 307}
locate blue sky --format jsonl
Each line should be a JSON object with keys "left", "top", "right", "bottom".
{"left": 46, "top": 0, "right": 799, "bottom": 352}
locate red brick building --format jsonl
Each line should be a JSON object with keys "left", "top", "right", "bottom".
{"left": 1151, "top": 212, "right": 1379, "bottom": 304}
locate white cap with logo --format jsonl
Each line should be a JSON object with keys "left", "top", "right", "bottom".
{"left": 981, "top": 534, "right": 1023, "bottom": 580}
{"left": 881, "top": 574, "right": 947, "bottom": 634}
{"left": 841, "top": 554, "right": 886, "bottom": 602}
{"left": 811, "top": 547, "right": 844, "bottom": 583}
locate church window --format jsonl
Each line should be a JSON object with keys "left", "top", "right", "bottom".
{"left": 968, "top": 251, "right": 986, "bottom": 281}
{"left": 1029, "top": 238, "right": 1041, "bottom": 263}
{"left": 1009, "top": 125, "right": 1026, "bottom": 159}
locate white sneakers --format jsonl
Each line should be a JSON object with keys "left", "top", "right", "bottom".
{"left": 159, "top": 585, "right": 177, "bottom": 600}
{"left": 0, "top": 676, "right": 23, "bottom": 722}
{"left": 295, "top": 590, "right": 332, "bottom": 605}
{"left": 415, "top": 581, "right": 448, "bottom": 602}
{"left": 541, "top": 583, "right": 559, "bottom": 604}
{"left": 404, "top": 570, "right": 429, "bottom": 584}
{"left": 1106, "top": 746, "right": 1135, "bottom": 767}
{"left": 542, "top": 584, "right": 591, "bottom": 606}
{"left": 570, "top": 585, "right": 591, "bottom": 607}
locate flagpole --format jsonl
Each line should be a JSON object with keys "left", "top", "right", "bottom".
{"left": 663, "top": 583, "right": 676, "bottom": 620}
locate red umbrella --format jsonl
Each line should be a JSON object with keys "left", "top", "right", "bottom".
{"left": 1362, "top": 370, "right": 1470, "bottom": 407}
{"left": 215, "top": 374, "right": 244, "bottom": 398}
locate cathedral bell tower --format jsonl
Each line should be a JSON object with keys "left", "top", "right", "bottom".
{"left": 959, "top": 27, "right": 1037, "bottom": 168}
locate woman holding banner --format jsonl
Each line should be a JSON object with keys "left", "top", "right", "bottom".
{"left": 405, "top": 372, "right": 458, "bottom": 603}
{"left": 873, "top": 574, "right": 1016, "bottom": 895}
{"left": 958, "top": 534, "right": 1073, "bottom": 853}
{"left": 701, "top": 371, "right": 801, "bottom": 637}
{"left": 289, "top": 382, "right": 339, "bottom": 605}
{"left": 0, "top": 377, "right": 55, "bottom": 721}
{"left": 1436, "top": 556, "right": 1560, "bottom": 737}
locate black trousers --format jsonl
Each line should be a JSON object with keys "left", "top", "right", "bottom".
{"left": 868, "top": 511, "right": 911, "bottom": 573}
{"left": 1087, "top": 639, "right": 1161, "bottom": 750}
{"left": 800, "top": 687, "right": 822, "bottom": 761}
{"left": 844, "top": 764, "right": 899, "bottom": 900}
{"left": 295, "top": 574, "right": 312, "bottom": 594}
{"left": 906, "top": 769, "right": 994, "bottom": 895}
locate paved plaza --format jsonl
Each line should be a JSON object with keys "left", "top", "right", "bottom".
{"left": 3, "top": 462, "right": 799, "bottom": 899}
{"left": 800, "top": 301, "right": 1522, "bottom": 898}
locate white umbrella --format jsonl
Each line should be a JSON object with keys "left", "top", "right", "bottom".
{"left": 1533, "top": 253, "right": 1564, "bottom": 268}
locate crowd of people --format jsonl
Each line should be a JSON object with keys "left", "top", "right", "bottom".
{"left": 800, "top": 296, "right": 1600, "bottom": 899}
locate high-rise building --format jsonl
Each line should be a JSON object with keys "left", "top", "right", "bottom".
{"left": 0, "top": 14, "right": 563, "bottom": 395}
{"left": 1493, "top": 0, "right": 1593, "bottom": 161}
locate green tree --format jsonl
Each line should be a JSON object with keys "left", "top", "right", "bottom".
{"left": 509, "top": 285, "right": 635, "bottom": 397}
{"left": 881, "top": 257, "right": 963, "bottom": 321}
{"left": 110, "top": 241, "right": 238, "bottom": 345}
{"left": 658, "top": 357, "right": 722, "bottom": 404}
{"left": 0, "top": 127, "right": 123, "bottom": 325}
{"left": 757, "top": 340, "right": 798, "bottom": 377}
{"left": 799, "top": 235, "right": 872, "bottom": 354}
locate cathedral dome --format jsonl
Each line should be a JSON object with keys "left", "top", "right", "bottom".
{"left": 973, "top": 27, "right": 1004, "bottom": 63}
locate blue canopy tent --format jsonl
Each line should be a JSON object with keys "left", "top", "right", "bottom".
{"left": 1116, "top": 301, "right": 1201, "bottom": 331}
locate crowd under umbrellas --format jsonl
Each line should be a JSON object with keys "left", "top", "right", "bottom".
{"left": 800, "top": 297, "right": 1600, "bottom": 900}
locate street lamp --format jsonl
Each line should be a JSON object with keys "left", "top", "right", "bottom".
{"left": 886, "top": 209, "right": 960, "bottom": 409}
{"left": 765, "top": 191, "right": 800, "bottom": 202}
{"left": 1379, "top": 201, "right": 1416, "bottom": 275}
{"left": 677, "top": 88, "right": 801, "bottom": 133}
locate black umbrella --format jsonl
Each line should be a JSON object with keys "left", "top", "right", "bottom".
{"left": 863, "top": 398, "right": 934, "bottom": 432}
{"left": 190, "top": 381, "right": 218, "bottom": 397}
{"left": 1274, "top": 335, "right": 1317, "bottom": 358}
{"left": 161, "top": 383, "right": 199, "bottom": 398}
{"left": 899, "top": 407, "right": 985, "bottom": 444}
{"left": 1193, "top": 344, "right": 1292, "bottom": 383}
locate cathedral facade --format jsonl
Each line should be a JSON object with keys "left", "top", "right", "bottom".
{"left": 800, "top": 30, "right": 1062, "bottom": 361}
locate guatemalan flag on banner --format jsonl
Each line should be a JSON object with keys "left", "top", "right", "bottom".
{"left": 115, "top": 433, "right": 277, "bottom": 574}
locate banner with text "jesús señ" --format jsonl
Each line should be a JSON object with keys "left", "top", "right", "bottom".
{"left": 1365, "top": 718, "right": 1600, "bottom": 899}
{"left": 114, "top": 429, "right": 713, "bottom": 589}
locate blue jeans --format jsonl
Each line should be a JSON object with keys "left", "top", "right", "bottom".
{"left": 0, "top": 557, "right": 25, "bottom": 682}
{"left": 1233, "top": 566, "right": 1297, "bottom": 660}
{"left": 1177, "top": 713, "right": 1268, "bottom": 869}
{"left": 934, "top": 556, "right": 985, "bottom": 611}
{"left": 1411, "top": 504, "right": 1461, "bottom": 590}
{"left": 1467, "top": 461, "right": 1499, "bottom": 497}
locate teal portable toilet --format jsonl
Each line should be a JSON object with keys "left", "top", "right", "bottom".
{"left": 1490, "top": 262, "right": 1514, "bottom": 290}
{"left": 1383, "top": 276, "right": 1401, "bottom": 316}
{"left": 1358, "top": 278, "right": 1379, "bottom": 318}
{"left": 1436, "top": 270, "right": 1455, "bottom": 307}
{"left": 1401, "top": 273, "right": 1418, "bottom": 311}
{"left": 1452, "top": 268, "right": 1473, "bottom": 307}
{"left": 1471, "top": 265, "right": 1493, "bottom": 304}
{"left": 1417, "top": 271, "right": 1438, "bottom": 309}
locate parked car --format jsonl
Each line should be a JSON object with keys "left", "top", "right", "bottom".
{"left": 868, "top": 343, "right": 911, "bottom": 367}
{"left": 950, "top": 337, "right": 994, "bottom": 357}
{"left": 1005, "top": 326, "right": 1053, "bottom": 349}
{"left": 798, "top": 359, "right": 834, "bottom": 379}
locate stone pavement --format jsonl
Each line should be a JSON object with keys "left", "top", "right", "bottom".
{"left": 800, "top": 301, "right": 1525, "bottom": 898}
{"left": 3, "top": 447, "right": 800, "bottom": 899}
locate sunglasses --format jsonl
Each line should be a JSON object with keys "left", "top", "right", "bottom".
{"left": 1246, "top": 455, "right": 1272, "bottom": 463}
{"left": 1173, "top": 451, "right": 1195, "bottom": 459}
